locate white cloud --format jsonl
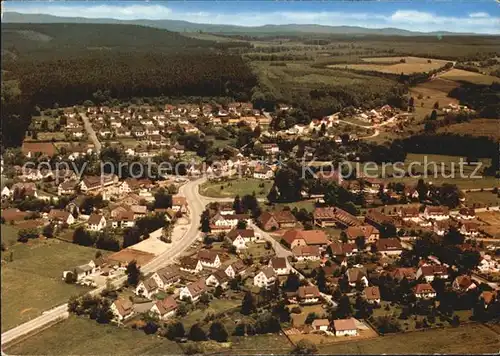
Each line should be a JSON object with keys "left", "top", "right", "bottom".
{"left": 469, "top": 12, "right": 490, "bottom": 18}
{"left": 3, "top": 3, "right": 500, "bottom": 34}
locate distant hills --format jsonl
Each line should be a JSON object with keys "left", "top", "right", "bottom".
{"left": 2, "top": 11, "right": 480, "bottom": 37}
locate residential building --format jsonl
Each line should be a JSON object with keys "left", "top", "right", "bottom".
{"left": 375, "top": 238, "right": 403, "bottom": 256}
{"left": 281, "top": 229, "right": 329, "bottom": 250}
{"left": 258, "top": 210, "right": 297, "bottom": 231}
{"left": 227, "top": 228, "right": 257, "bottom": 250}
{"left": 416, "top": 265, "right": 449, "bottom": 283}
{"left": 364, "top": 286, "right": 381, "bottom": 304}
{"left": 312, "top": 319, "right": 330, "bottom": 332}
{"left": 292, "top": 245, "right": 321, "bottom": 261}
{"left": 179, "top": 278, "right": 207, "bottom": 302}
{"left": 254, "top": 266, "right": 277, "bottom": 288}
{"left": 268, "top": 257, "right": 290, "bottom": 276}
{"left": 345, "top": 225, "right": 380, "bottom": 244}
{"left": 150, "top": 296, "right": 178, "bottom": 320}
{"left": 224, "top": 260, "right": 247, "bottom": 279}
{"left": 179, "top": 256, "right": 203, "bottom": 274}
{"left": 151, "top": 266, "right": 181, "bottom": 290}
{"left": 333, "top": 318, "right": 358, "bottom": 337}
{"left": 346, "top": 267, "right": 368, "bottom": 287}
{"left": 423, "top": 206, "right": 450, "bottom": 221}
{"left": 87, "top": 213, "right": 106, "bottom": 232}
{"left": 111, "top": 299, "right": 134, "bottom": 322}
{"left": 297, "top": 285, "right": 321, "bottom": 304}
{"left": 48, "top": 209, "right": 75, "bottom": 225}
{"left": 172, "top": 196, "right": 189, "bottom": 214}
{"left": 198, "top": 250, "right": 221, "bottom": 268}
{"left": 206, "top": 269, "right": 230, "bottom": 289}
{"left": 313, "top": 207, "right": 360, "bottom": 228}
{"left": 452, "top": 275, "right": 477, "bottom": 293}
{"left": 414, "top": 283, "right": 437, "bottom": 299}
{"left": 135, "top": 278, "right": 159, "bottom": 299}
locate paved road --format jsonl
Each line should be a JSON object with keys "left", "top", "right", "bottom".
{"left": 80, "top": 112, "right": 102, "bottom": 154}
{"left": 1, "top": 177, "right": 206, "bottom": 347}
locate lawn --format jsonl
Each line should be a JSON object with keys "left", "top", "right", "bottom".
{"left": 317, "top": 323, "right": 500, "bottom": 354}
{"left": 1, "top": 239, "right": 105, "bottom": 332}
{"left": 182, "top": 297, "right": 242, "bottom": 328}
{"left": 465, "top": 191, "right": 500, "bottom": 208}
{"left": 352, "top": 153, "right": 496, "bottom": 190}
{"left": 1, "top": 224, "right": 19, "bottom": 247}
{"left": 290, "top": 304, "right": 328, "bottom": 327}
{"left": 276, "top": 200, "right": 316, "bottom": 212}
{"left": 439, "top": 68, "right": 499, "bottom": 85}
{"left": 4, "top": 316, "right": 184, "bottom": 355}
{"left": 242, "top": 242, "right": 275, "bottom": 260}
{"left": 328, "top": 57, "right": 450, "bottom": 75}
{"left": 200, "top": 178, "right": 272, "bottom": 198}
{"left": 437, "top": 119, "right": 500, "bottom": 141}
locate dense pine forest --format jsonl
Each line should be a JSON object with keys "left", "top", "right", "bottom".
{"left": 1, "top": 23, "right": 256, "bottom": 148}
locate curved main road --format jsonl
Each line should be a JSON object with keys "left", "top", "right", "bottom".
{"left": 1, "top": 178, "right": 206, "bottom": 347}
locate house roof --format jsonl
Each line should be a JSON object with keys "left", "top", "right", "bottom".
{"left": 298, "top": 285, "right": 320, "bottom": 298}
{"left": 172, "top": 196, "right": 187, "bottom": 207}
{"left": 187, "top": 278, "right": 207, "bottom": 298}
{"left": 459, "top": 208, "right": 475, "bottom": 217}
{"left": 142, "top": 277, "right": 159, "bottom": 292}
{"left": 21, "top": 142, "right": 56, "bottom": 156}
{"left": 425, "top": 206, "right": 450, "bottom": 215}
{"left": 282, "top": 229, "right": 329, "bottom": 246}
{"left": 481, "top": 291, "right": 497, "bottom": 304}
{"left": 49, "top": 209, "right": 71, "bottom": 222}
{"left": 273, "top": 210, "right": 297, "bottom": 223}
{"left": 329, "top": 242, "right": 356, "bottom": 256}
{"left": 258, "top": 211, "right": 278, "bottom": 226}
{"left": 400, "top": 206, "right": 420, "bottom": 218}
{"left": 391, "top": 268, "right": 416, "bottom": 280}
{"left": 375, "top": 238, "right": 402, "bottom": 252}
{"left": 155, "top": 296, "right": 178, "bottom": 315}
{"left": 346, "top": 267, "right": 367, "bottom": 283}
{"left": 333, "top": 318, "right": 357, "bottom": 331}
{"left": 313, "top": 207, "right": 361, "bottom": 227}
{"left": 414, "top": 283, "right": 435, "bottom": 294}
{"left": 210, "top": 269, "right": 229, "bottom": 283}
{"left": 227, "top": 260, "right": 247, "bottom": 274}
{"left": 365, "top": 210, "right": 395, "bottom": 225}
{"left": 453, "top": 275, "right": 474, "bottom": 290}
{"left": 269, "top": 257, "right": 287, "bottom": 269}
{"left": 198, "top": 250, "right": 219, "bottom": 264}
{"left": 259, "top": 266, "right": 276, "bottom": 279}
{"left": 312, "top": 319, "right": 330, "bottom": 327}
{"left": 346, "top": 225, "right": 379, "bottom": 240}
{"left": 419, "top": 265, "right": 448, "bottom": 277}
{"left": 113, "top": 298, "right": 134, "bottom": 317}
{"left": 179, "top": 256, "right": 199, "bottom": 270}
{"left": 155, "top": 266, "right": 181, "bottom": 284}
{"left": 292, "top": 245, "right": 320, "bottom": 257}
{"left": 88, "top": 213, "right": 104, "bottom": 225}
{"left": 364, "top": 286, "right": 381, "bottom": 300}
{"left": 227, "top": 228, "right": 255, "bottom": 241}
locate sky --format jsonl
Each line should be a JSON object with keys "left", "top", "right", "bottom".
{"left": 4, "top": 0, "right": 500, "bottom": 34}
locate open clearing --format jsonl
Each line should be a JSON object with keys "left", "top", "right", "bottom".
{"left": 1, "top": 224, "right": 19, "bottom": 247}
{"left": 1, "top": 239, "right": 103, "bottom": 332}
{"left": 316, "top": 323, "right": 500, "bottom": 354}
{"left": 437, "top": 119, "right": 500, "bottom": 140}
{"left": 5, "top": 316, "right": 184, "bottom": 355}
{"left": 200, "top": 177, "right": 272, "bottom": 198}
{"left": 328, "top": 56, "right": 450, "bottom": 74}
{"left": 107, "top": 247, "right": 155, "bottom": 267}
{"left": 439, "top": 68, "right": 499, "bottom": 85}
{"left": 465, "top": 191, "right": 500, "bottom": 208}
{"left": 410, "top": 78, "right": 460, "bottom": 114}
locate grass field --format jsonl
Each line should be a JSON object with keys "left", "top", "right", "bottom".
{"left": 410, "top": 78, "right": 460, "bottom": 115}
{"left": 200, "top": 178, "right": 272, "bottom": 198}
{"left": 1, "top": 239, "right": 104, "bottom": 332}
{"left": 182, "top": 297, "right": 242, "bottom": 328}
{"left": 1, "top": 224, "right": 19, "bottom": 247}
{"left": 316, "top": 323, "right": 500, "bottom": 354}
{"left": 439, "top": 68, "right": 499, "bottom": 85}
{"left": 437, "top": 119, "right": 500, "bottom": 140}
{"left": 5, "top": 316, "right": 184, "bottom": 355}
{"left": 328, "top": 57, "right": 450, "bottom": 74}
{"left": 465, "top": 191, "right": 500, "bottom": 207}
{"left": 352, "top": 153, "right": 496, "bottom": 190}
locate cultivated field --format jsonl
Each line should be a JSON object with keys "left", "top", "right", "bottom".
{"left": 465, "top": 191, "right": 499, "bottom": 208}
{"left": 439, "top": 68, "right": 499, "bottom": 85}
{"left": 410, "top": 78, "right": 460, "bottom": 113}
{"left": 200, "top": 178, "right": 272, "bottom": 198}
{"left": 328, "top": 56, "right": 450, "bottom": 74}
{"left": 1, "top": 224, "right": 19, "bottom": 247}
{"left": 437, "top": 119, "right": 500, "bottom": 140}
{"left": 1, "top": 239, "right": 103, "bottom": 332}
{"left": 316, "top": 323, "right": 500, "bottom": 354}
{"left": 476, "top": 211, "right": 500, "bottom": 226}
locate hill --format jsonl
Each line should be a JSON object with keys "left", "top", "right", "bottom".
{"left": 2, "top": 11, "right": 480, "bottom": 37}
{"left": 1, "top": 22, "right": 217, "bottom": 59}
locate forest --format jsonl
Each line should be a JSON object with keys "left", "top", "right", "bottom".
{"left": 1, "top": 23, "right": 257, "bottom": 148}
